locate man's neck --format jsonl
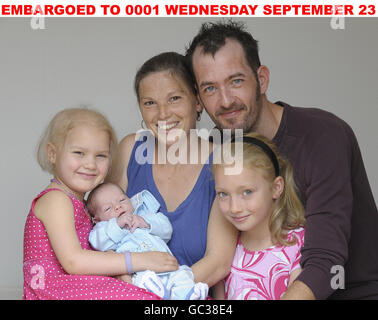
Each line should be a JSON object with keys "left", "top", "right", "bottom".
{"left": 252, "top": 98, "right": 283, "bottom": 140}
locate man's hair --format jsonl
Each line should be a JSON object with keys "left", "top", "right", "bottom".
{"left": 185, "top": 20, "right": 261, "bottom": 78}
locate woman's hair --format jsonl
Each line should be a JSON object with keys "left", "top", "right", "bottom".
{"left": 37, "top": 107, "right": 118, "bottom": 175}
{"left": 214, "top": 132, "right": 305, "bottom": 247}
{"left": 134, "top": 51, "right": 196, "bottom": 102}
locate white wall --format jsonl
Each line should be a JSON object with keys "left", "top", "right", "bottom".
{"left": 0, "top": 17, "right": 377, "bottom": 299}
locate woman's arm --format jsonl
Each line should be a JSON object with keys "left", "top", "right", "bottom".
{"left": 191, "top": 202, "right": 238, "bottom": 287}
{"left": 34, "top": 190, "right": 178, "bottom": 275}
{"left": 106, "top": 133, "right": 136, "bottom": 191}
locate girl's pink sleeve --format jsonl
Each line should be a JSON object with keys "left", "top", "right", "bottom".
{"left": 290, "top": 228, "right": 305, "bottom": 272}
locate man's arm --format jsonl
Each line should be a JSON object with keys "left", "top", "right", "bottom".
{"left": 286, "top": 124, "right": 354, "bottom": 299}
{"left": 281, "top": 280, "right": 315, "bottom": 300}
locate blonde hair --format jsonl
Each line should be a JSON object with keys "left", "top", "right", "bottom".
{"left": 214, "top": 132, "right": 305, "bottom": 247}
{"left": 37, "top": 107, "right": 118, "bottom": 175}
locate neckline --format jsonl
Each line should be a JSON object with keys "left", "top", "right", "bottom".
{"left": 238, "top": 237, "right": 279, "bottom": 254}
{"left": 272, "top": 101, "right": 288, "bottom": 147}
{"left": 147, "top": 153, "right": 213, "bottom": 214}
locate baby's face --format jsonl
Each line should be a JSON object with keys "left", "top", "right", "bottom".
{"left": 92, "top": 184, "right": 134, "bottom": 223}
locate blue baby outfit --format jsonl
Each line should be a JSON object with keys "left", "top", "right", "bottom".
{"left": 126, "top": 131, "right": 216, "bottom": 266}
{"left": 89, "top": 190, "right": 172, "bottom": 254}
{"left": 89, "top": 189, "right": 208, "bottom": 300}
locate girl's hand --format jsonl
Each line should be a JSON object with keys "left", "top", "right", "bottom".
{"left": 129, "top": 215, "right": 150, "bottom": 233}
{"left": 115, "top": 274, "right": 133, "bottom": 284}
{"left": 133, "top": 251, "right": 179, "bottom": 273}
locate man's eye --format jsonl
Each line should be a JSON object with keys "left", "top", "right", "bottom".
{"left": 243, "top": 189, "right": 252, "bottom": 196}
{"left": 232, "top": 79, "right": 243, "bottom": 85}
{"left": 204, "top": 86, "right": 215, "bottom": 94}
{"left": 73, "top": 151, "right": 84, "bottom": 156}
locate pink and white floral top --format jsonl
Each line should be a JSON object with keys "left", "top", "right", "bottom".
{"left": 225, "top": 227, "right": 305, "bottom": 300}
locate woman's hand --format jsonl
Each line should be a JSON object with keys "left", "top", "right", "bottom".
{"left": 132, "top": 251, "right": 179, "bottom": 273}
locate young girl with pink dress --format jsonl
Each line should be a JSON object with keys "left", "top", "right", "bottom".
{"left": 212, "top": 132, "right": 305, "bottom": 300}
{"left": 23, "top": 108, "right": 178, "bottom": 300}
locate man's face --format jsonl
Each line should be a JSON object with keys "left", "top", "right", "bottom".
{"left": 192, "top": 38, "right": 263, "bottom": 133}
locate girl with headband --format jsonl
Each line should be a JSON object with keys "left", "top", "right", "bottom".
{"left": 212, "top": 132, "right": 305, "bottom": 300}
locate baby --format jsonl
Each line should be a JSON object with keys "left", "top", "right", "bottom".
{"left": 87, "top": 182, "right": 208, "bottom": 300}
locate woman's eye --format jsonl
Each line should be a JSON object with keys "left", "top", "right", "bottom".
{"left": 243, "top": 189, "right": 252, "bottom": 196}
{"left": 170, "top": 96, "right": 181, "bottom": 102}
{"left": 217, "top": 192, "right": 228, "bottom": 199}
{"left": 143, "top": 101, "right": 155, "bottom": 107}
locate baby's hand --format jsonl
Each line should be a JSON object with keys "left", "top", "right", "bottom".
{"left": 117, "top": 212, "right": 133, "bottom": 229}
{"left": 129, "top": 215, "right": 150, "bottom": 233}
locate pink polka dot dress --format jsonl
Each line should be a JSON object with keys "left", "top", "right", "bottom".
{"left": 23, "top": 188, "right": 159, "bottom": 300}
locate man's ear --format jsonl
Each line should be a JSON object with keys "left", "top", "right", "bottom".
{"left": 257, "top": 65, "right": 270, "bottom": 95}
{"left": 46, "top": 142, "right": 57, "bottom": 165}
{"left": 272, "top": 176, "right": 284, "bottom": 200}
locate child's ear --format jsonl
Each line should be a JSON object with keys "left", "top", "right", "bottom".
{"left": 272, "top": 176, "right": 284, "bottom": 200}
{"left": 46, "top": 143, "right": 57, "bottom": 165}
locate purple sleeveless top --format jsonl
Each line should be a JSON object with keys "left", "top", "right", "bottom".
{"left": 126, "top": 132, "right": 215, "bottom": 266}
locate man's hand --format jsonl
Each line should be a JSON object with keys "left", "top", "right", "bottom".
{"left": 280, "top": 280, "right": 316, "bottom": 300}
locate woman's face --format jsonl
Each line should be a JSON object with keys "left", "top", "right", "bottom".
{"left": 138, "top": 70, "right": 202, "bottom": 147}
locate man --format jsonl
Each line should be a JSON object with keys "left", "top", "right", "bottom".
{"left": 186, "top": 20, "right": 378, "bottom": 299}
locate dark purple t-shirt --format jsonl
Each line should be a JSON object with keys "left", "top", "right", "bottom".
{"left": 273, "top": 102, "right": 378, "bottom": 299}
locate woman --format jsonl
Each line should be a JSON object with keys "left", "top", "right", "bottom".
{"left": 107, "top": 52, "right": 237, "bottom": 288}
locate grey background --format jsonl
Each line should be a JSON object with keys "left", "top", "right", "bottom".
{"left": 0, "top": 17, "right": 377, "bottom": 298}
